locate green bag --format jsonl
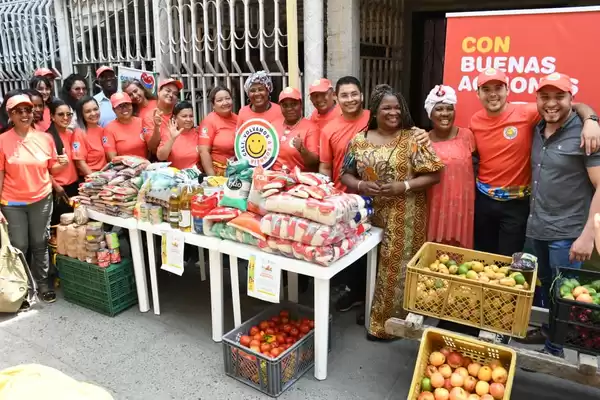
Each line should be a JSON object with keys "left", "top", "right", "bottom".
{"left": 0, "top": 223, "right": 35, "bottom": 312}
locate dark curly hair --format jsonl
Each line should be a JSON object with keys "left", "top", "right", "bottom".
{"left": 367, "top": 84, "right": 414, "bottom": 131}
{"left": 60, "top": 73, "right": 88, "bottom": 110}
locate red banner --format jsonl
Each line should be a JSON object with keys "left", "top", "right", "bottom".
{"left": 443, "top": 7, "right": 600, "bottom": 128}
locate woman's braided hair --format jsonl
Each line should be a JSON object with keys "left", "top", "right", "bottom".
{"left": 367, "top": 84, "right": 415, "bottom": 131}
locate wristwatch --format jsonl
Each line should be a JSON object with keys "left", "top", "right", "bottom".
{"left": 585, "top": 115, "right": 599, "bottom": 123}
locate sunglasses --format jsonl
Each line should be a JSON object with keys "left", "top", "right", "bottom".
{"left": 10, "top": 107, "right": 33, "bottom": 115}
{"left": 56, "top": 112, "right": 74, "bottom": 118}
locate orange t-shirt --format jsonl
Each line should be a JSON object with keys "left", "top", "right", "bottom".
{"left": 71, "top": 126, "right": 108, "bottom": 172}
{"left": 310, "top": 104, "right": 341, "bottom": 131}
{"left": 36, "top": 107, "right": 51, "bottom": 132}
{"left": 235, "top": 103, "right": 282, "bottom": 131}
{"left": 142, "top": 111, "right": 171, "bottom": 152}
{"left": 104, "top": 117, "right": 148, "bottom": 158}
{"left": 320, "top": 111, "right": 371, "bottom": 190}
{"left": 469, "top": 103, "right": 540, "bottom": 190}
{"left": 138, "top": 100, "right": 158, "bottom": 121}
{"left": 158, "top": 128, "right": 200, "bottom": 170}
{"left": 198, "top": 111, "right": 238, "bottom": 165}
{"left": 50, "top": 131, "right": 79, "bottom": 186}
{"left": 0, "top": 128, "right": 57, "bottom": 205}
{"left": 272, "top": 118, "right": 320, "bottom": 172}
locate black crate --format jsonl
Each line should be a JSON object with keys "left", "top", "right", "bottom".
{"left": 549, "top": 267, "right": 600, "bottom": 355}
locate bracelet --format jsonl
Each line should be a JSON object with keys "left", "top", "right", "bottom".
{"left": 357, "top": 180, "right": 363, "bottom": 192}
{"left": 404, "top": 180, "right": 411, "bottom": 192}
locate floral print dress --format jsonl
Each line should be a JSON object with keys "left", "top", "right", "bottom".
{"left": 342, "top": 130, "right": 444, "bottom": 338}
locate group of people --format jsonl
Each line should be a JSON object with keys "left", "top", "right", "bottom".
{"left": 0, "top": 65, "right": 598, "bottom": 358}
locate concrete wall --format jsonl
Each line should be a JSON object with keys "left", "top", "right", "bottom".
{"left": 326, "top": 0, "right": 361, "bottom": 85}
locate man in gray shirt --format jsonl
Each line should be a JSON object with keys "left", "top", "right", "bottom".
{"left": 527, "top": 72, "right": 600, "bottom": 357}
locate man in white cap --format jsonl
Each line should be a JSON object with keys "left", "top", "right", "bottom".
{"left": 93, "top": 66, "right": 118, "bottom": 127}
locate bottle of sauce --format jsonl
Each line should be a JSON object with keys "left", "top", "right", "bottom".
{"left": 168, "top": 188, "right": 180, "bottom": 229}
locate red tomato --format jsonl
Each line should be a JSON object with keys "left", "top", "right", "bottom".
{"left": 262, "top": 351, "right": 271, "bottom": 358}
{"left": 250, "top": 345, "right": 260, "bottom": 353}
{"left": 270, "top": 347, "right": 282, "bottom": 357}
{"left": 267, "top": 321, "right": 276, "bottom": 328}
{"left": 240, "top": 335, "right": 252, "bottom": 347}
{"left": 260, "top": 343, "right": 272, "bottom": 353}
{"left": 280, "top": 310, "right": 289, "bottom": 318}
{"left": 250, "top": 339, "right": 261, "bottom": 348}
{"left": 290, "top": 327, "right": 299, "bottom": 337}
{"left": 271, "top": 316, "right": 280, "bottom": 324}
{"left": 298, "top": 333, "right": 306, "bottom": 339}
{"left": 259, "top": 321, "right": 269, "bottom": 331}
{"left": 285, "top": 337, "right": 294, "bottom": 344}
{"left": 308, "top": 320, "right": 314, "bottom": 329}
{"left": 301, "top": 318, "right": 310, "bottom": 325}
{"left": 276, "top": 333, "right": 287, "bottom": 344}
{"left": 280, "top": 317, "right": 289, "bottom": 324}
{"left": 299, "top": 325, "right": 310, "bottom": 334}
{"left": 249, "top": 326, "right": 259, "bottom": 336}
{"left": 282, "top": 324, "right": 292, "bottom": 333}
{"left": 253, "top": 333, "right": 262, "bottom": 342}
{"left": 265, "top": 328, "right": 275, "bottom": 335}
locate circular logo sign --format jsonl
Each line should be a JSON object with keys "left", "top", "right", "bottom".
{"left": 503, "top": 126, "right": 518, "bottom": 140}
{"left": 235, "top": 118, "right": 279, "bottom": 169}
{"left": 140, "top": 72, "right": 156, "bottom": 91}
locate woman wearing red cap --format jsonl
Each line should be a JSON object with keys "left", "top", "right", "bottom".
{"left": 0, "top": 94, "right": 68, "bottom": 304}
{"left": 271, "top": 87, "right": 319, "bottom": 172}
{"left": 72, "top": 96, "right": 108, "bottom": 175}
{"left": 236, "top": 71, "right": 281, "bottom": 130}
{"left": 198, "top": 86, "right": 238, "bottom": 176}
{"left": 122, "top": 79, "right": 157, "bottom": 121}
{"left": 141, "top": 78, "right": 183, "bottom": 155}
{"left": 103, "top": 93, "right": 148, "bottom": 159}
{"left": 156, "top": 101, "right": 202, "bottom": 170}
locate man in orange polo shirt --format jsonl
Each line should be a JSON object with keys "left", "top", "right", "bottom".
{"left": 308, "top": 78, "right": 340, "bottom": 131}
{"left": 470, "top": 68, "right": 600, "bottom": 257}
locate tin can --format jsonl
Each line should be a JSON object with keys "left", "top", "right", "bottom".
{"left": 97, "top": 249, "right": 110, "bottom": 264}
{"left": 139, "top": 203, "right": 149, "bottom": 222}
{"left": 109, "top": 248, "right": 121, "bottom": 264}
{"left": 149, "top": 205, "right": 163, "bottom": 225}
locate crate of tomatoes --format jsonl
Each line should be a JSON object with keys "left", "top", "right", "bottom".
{"left": 222, "top": 302, "right": 331, "bottom": 397}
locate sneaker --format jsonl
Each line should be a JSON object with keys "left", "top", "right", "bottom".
{"left": 495, "top": 334, "right": 511, "bottom": 345}
{"left": 42, "top": 290, "right": 57, "bottom": 303}
{"left": 335, "top": 288, "right": 363, "bottom": 312}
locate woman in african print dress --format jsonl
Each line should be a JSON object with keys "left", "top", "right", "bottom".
{"left": 341, "top": 84, "right": 444, "bottom": 340}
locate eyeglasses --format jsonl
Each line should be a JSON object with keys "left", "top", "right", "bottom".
{"left": 10, "top": 107, "right": 33, "bottom": 115}
{"left": 56, "top": 112, "right": 74, "bottom": 118}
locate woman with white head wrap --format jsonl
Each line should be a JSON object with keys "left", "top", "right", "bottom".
{"left": 424, "top": 85, "right": 476, "bottom": 250}
{"left": 236, "top": 70, "right": 281, "bottom": 130}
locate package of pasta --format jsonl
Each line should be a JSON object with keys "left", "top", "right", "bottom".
{"left": 260, "top": 213, "right": 371, "bottom": 246}
{"left": 247, "top": 167, "right": 295, "bottom": 215}
{"left": 264, "top": 192, "right": 369, "bottom": 226}
{"left": 219, "top": 168, "right": 253, "bottom": 211}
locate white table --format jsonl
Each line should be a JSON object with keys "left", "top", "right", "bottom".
{"left": 137, "top": 221, "right": 221, "bottom": 315}
{"left": 86, "top": 209, "right": 150, "bottom": 313}
{"left": 217, "top": 228, "right": 383, "bottom": 381}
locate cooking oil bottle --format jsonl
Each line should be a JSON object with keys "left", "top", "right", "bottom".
{"left": 179, "top": 184, "right": 192, "bottom": 232}
{"left": 168, "top": 188, "right": 180, "bottom": 229}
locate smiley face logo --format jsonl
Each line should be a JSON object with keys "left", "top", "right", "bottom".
{"left": 503, "top": 126, "right": 518, "bottom": 140}
{"left": 235, "top": 118, "right": 279, "bottom": 169}
{"left": 245, "top": 132, "right": 267, "bottom": 158}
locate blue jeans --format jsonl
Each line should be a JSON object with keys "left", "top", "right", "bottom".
{"left": 528, "top": 238, "right": 582, "bottom": 354}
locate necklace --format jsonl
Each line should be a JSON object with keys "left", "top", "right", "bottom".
{"left": 281, "top": 119, "right": 302, "bottom": 143}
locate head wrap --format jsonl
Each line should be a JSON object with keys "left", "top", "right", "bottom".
{"left": 424, "top": 85, "right": 457, "bottom": 119}
{"left": 244, "top": 71, "right": 273, "bottom": 95}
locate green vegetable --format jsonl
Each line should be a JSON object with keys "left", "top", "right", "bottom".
{"left": 560, "top": 285, "right": 573, "bottom": 297}
{"left": 563, "top": 294, "right": 575, "bottom": 300}
{"left": 591, "top": 280, "right": 600, "bottom": 291}
{"left": 569, "top": 278, "right": 581, "bottom": 288}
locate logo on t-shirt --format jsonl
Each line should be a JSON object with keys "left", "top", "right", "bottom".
{"left": 200, "top": 127, "right": 209, "bottom": 138}
{"left": 234, "top": 118, "right": 280, "bottom": 169}
{"left": 102, "top": 136, "right": 108, "bottom": 145}
{"left": 72, "top": 141, "right": 80, "bottom": 151}
{"left": 503, "top": 126, "right": 518, "bottom": 140}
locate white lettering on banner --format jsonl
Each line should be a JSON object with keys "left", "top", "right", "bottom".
{"left": 458, "top": 55, "right": 580, "bottom": 95}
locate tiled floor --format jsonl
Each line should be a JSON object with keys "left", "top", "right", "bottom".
{"left": 1, "top": 265, "right": 599, "bottom": 399}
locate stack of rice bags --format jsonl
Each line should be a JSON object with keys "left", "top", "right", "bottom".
{"left": 201, "top": 159, "right": 266, "bottom": 245}
{"left": 79, "top": 156, "right": 149, "bottom": 217}
{"left": 252, "top": 167, "right": 373, "bottom": 266}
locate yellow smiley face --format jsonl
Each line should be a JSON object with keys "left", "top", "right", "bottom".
{"left": 245, "top": 133, "right": 267, "bottom": 158}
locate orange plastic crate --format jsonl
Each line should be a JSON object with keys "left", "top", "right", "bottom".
{"left": 404, "top": 242, "right": 537, "bottom": 338}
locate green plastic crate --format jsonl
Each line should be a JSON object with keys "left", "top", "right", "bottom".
{"left": 56, "top": 255, "right": 138, "bottom": 316}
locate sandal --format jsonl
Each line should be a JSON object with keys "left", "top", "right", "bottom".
{"left": 42, "top": 290, "right": 57, "bottom": 303}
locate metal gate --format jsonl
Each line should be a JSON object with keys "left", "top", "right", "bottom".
{"left": 359, "top": 0, "right": 404, "bottom": 107}
{"left": 0, "top": 0, "right": 60, "bottom": 98}
{"left": 67, "top": 0, "right": 294, "bottom": 120}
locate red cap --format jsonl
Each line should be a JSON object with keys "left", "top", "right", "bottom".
{"left": 537, "top": 72, "right": 573, "bottom": 93}
{"left": 110, "top": 92, "right": 132, "bottom": 108}
{"left": 309, "top": 78, "right": 333, "bottom": 94}
{"left": 477, "top": 68, "right": 509, "bottom": 87}
{"left": 159, "top": 78, "right": 183, "bottom": 91}
{"left": 34, "top": 68, "right": 56, "bottom": 78}
{"left": 96, "top": 66, "right": 114, "bottom": 78}
{"left": 278, "top": 87, "right": 302, "bottom": 102}
{"left": 6, "top": 95, "right": 33, "bottom": 111}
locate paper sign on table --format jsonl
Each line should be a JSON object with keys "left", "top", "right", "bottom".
{"left": 247, "top": 254, "right": 281, "bottom": 303}
{"left": 161, "top": 231, "right": 185, "bottom": 276}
